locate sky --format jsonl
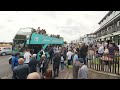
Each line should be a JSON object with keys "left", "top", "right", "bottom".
{"left": 0, "top": 11, "right": 108, "bottom": 43}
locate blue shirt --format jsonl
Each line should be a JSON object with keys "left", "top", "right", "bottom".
{"left": 73, "top": 54, "right": 79, "bottom": 66}
{"left": 73, "top": 54, "right": 78, "bottom": 61}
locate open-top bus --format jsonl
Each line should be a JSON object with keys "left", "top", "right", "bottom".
{"left": 11, "top": 27, "right": 64, "bottom": 62}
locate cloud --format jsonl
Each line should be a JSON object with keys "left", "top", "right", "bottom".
{"left": 0, "top": 11, "right": 108, "bottom": 42}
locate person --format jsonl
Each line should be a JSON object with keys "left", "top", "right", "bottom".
{"left": 27, "top": 72, "right": 40, "bottom": 79}
{"left": 78, "top": 58, "right": 88, "bottom": 79}
{"left": 49, "top": 46, "right": 54, "bottom": 64}
{"left": 73, "top": 51, "right": 79, "bottom": 79}
{"left": 24, "top": 49, "right": 31, "bottom": 64}
{"left": 66, "top": 49, "right": 74, "bottom": 66}
{"left": 29, "top": 54, "right": 38, "bottom": 73}
{"left": 104, "top": 46, "right": 109, "bottom": 55}
{"left": 108, "top": 43, "right": 115, "bottom": 58}
{"left": 12, "top": 58, "right": 29, "bottom": 79}
{"left": 60, "top": 53, "right": 65, "bottom": 72}
{"left": 63, "top": 47, "right": 67, "bottom": 61}
{"left": 53, "top": 51, "right": 61, "bottom": 77}
{"left": 97, "top": 44, "right": 104, "bottom": 57}
{"left": 39, "top": 54, "right": 48, "bottom": 76}
{"left": 37, "top": 27, "right": 40, "bottom": 34}
{"left": 11, "top": 53, "right": 20, "bottom": 70}
{"left": 43, "top": 69, "right": 53, "bottom": 79}
{"left": 79, "top": 43, "right": 88, "bottom": 65}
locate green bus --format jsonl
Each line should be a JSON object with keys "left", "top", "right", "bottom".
{"left": 11, "top": 27, "right": 64, "bottom": 61}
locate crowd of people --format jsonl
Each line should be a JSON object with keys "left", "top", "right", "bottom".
{"left": 88, "top": 41, "right": 120, "bottom": 61}
{"left": 31, "top": 27, "right": 63, "bottom": 39}
{"left": 10, "top": 43, "right": 90, "bottom": 79}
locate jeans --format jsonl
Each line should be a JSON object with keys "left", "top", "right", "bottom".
{"left": 61, "top": 62, "right": 64, "bottom": 70}
{"left": 50, "top": 56, "right": 53, "bottom": 64}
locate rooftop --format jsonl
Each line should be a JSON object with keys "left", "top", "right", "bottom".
{"left": 98, "top": 11, "right": 112, "bottom": 24}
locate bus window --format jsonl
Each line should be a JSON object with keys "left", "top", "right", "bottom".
{"left": 13, "top": 40, "right": 25, "bottom": 51}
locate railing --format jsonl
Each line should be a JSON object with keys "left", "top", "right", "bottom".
{"left": 87, "top": 51, "right": 120, "bottom": 75}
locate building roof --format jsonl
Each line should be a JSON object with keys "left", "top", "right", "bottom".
{"left": 98, "top": 11, "right": 112, "bottom": 24}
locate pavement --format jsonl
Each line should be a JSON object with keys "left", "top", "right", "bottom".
{"left": 0, "top": 55, "right": 12, "bottom": 79}
{"left": 48, "top": 63, "right": 73, "bottom": 79}
{"left": 0, "top": 57, "right": 73, "bottom": 79}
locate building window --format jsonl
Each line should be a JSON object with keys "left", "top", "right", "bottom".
{"left": 107, "top": 26, "right": 112, "bottom": 31}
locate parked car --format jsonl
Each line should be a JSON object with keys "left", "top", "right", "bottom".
{"left": 0, "top": 47, "right": 12, "bottom": 56}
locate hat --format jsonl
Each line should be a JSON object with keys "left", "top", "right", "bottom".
{"left": 78, "top": 58, "right": 84, "bottom": 63}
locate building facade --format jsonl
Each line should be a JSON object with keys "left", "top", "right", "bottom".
{"left": 82, "top": 33, "right": 96, "bottom": 45}
{"left": 95, "top": 11, "right": 120, "bottom": 45}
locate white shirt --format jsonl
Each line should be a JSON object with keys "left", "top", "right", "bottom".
{"left": 98, "top": 46, "right": 104, "bottom": 54}
{"left": 24, "top": 52, "right": 31, "bottom": 63}
{"left": 78, "top": 65, "right": 88, "bottom": 79}
{"left": 67, "top": 51, "right": 74, "bottom": 60}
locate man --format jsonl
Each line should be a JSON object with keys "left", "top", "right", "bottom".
{"left": 27, "top": 72, "right": 40, "bottom": 79}
{"left": 79, "top": 43, "right": 88, "bottom": 65}
{"left": 24, "top": 49, "right": 31, "bottom": 64}
{"left": 11, "top": 53, "right": 20, "bottom": 70}
{"left": 78, "top": 58, "right": 88, "bottom": 79}
{"left": 48, "top": 46, "right": 54, "bottom": 64}
{"left": 108, "top": 43, "right": 115, "bottom": 58}
{"left": 98, "top": 44, "right": 104, "bottom": 57}
{"left": 29, "top": 54, "right": 37, "bottom": 73}
{"left": 66, "top": 49, "right": 74, "bottom": 65}
{"left": 73, "top": 51, "right": 79, "bottom": 79}
{"left": 53, "top": 51, "right": 61, "bottom": 77}
{"left": 12, "top": 58, "right": 29, "bottom": 79}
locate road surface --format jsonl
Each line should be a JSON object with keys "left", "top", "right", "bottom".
{"left": 0, "top": 55, "right": 12, "bottom": 79}
{"left": 0, "top": 55, "right": 73, "bottom": 79}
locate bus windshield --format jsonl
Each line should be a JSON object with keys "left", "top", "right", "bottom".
{"left": 16, "top": 27, "right": 33, "bottom": 36}
{"left": 13, "top": 40, "right": 26, "bottom": 51}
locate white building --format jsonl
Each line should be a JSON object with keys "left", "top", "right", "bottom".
{"left": 95, "top": 11, "right": 120, "bottom": 45}
{"left": 82, "top": 33, "right": 96, "bottom": 45}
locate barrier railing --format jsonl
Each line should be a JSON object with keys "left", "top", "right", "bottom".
{"left": 87, "top": 50, "right": 120, "bottom": 75}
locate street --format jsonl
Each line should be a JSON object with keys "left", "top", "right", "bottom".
{"left": 0, "top": 55, "right": 73, "bottom": 79}
{"left": 0, "top": 55, "right": 12, "bottom": 79}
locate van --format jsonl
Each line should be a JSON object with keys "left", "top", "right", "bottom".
{"left": 0, "top": 47, "right": 12, "bottom": 56}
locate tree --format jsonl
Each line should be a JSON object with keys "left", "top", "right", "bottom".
{"left": 64, "top": 41, "right": 67, "bottom": 44}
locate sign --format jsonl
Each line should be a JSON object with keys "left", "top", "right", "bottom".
{"left": 27, "top": 33, "right": 64, "bottom": 44}
{"left": 34, "top": 37, "right": 39, "bottom": 41}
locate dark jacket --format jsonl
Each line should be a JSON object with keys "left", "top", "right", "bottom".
{"left": 53, "top": 53, "right": 61, "bottom": 68}
{"left": 12, "top": 64, "right": 29, "bottom": 79}
{"left": 79, "top": 45, "right": 88, "bottom": 57}
{"left": 49, "top": 48, "right": 54, "bottom": 57}
{"left": 39, "top": 58, "right": 48, "bottom": 74}
{"left": 29, "top": 58, "right": 37, "bottom": 73}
